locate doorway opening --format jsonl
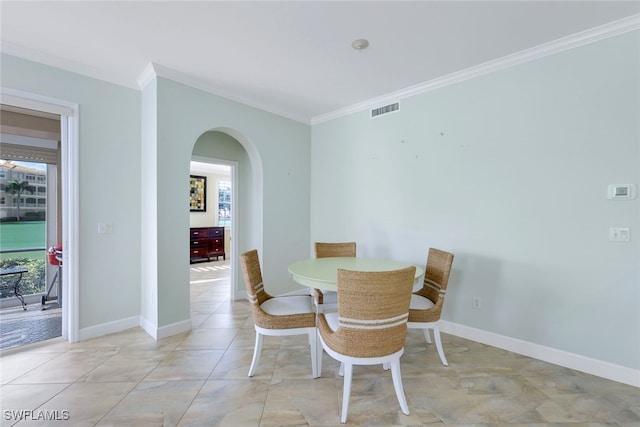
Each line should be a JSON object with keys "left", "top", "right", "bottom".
{"left": 0, "top": 88, "right": 80, "bottom": 346}
{"left": 0, "top": 105, "right": 62, "bottom": 349}
{"left": 189, "top": 159, "right": 236, "bottom": 306}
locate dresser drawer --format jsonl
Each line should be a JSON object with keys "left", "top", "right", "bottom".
{"left": 209, "top": 227, "right": 224, "bottom": 238}
{"left": 190, "top": 248, "right": 207, "bottom": 258}
{"left": 191, "top": 239, "right": 208, "bottom": 249}
{"left": 190, "top": 228, "right": 208, "bottom": 239}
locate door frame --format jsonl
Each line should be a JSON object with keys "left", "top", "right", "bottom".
{"left": 1, "top": 87, "right": 80, "bottom": 342}
{"left": 191, "top": 155, "right": 238, "bottom": 300}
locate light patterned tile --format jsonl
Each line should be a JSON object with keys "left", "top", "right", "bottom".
{"left": 177, "top": 379, "right": 269, "bottom": 427}
{"left": 2, "top": 262, "right": 637, "bottom": 427}
{"left": 144, "top": 349, "right": 224, "bottom": 381}
{"left": 97, "top": 380, "right": 204, "bottom": 426}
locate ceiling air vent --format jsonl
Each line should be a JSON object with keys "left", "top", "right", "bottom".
{"left": 370, "top": 102, "right": 400, "bottom": 119}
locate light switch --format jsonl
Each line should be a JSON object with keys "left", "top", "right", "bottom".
{"left": 609, "top": 227, "right": 630, "bottom": 242}
{"left": 98, "top": 222, "right": 113, "bottom": 234}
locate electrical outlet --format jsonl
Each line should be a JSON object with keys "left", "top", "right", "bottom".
{"left": 609, "top": 227, "right": 630, "bottom": 242}
{"left": 472, "top": 296, "right": 482, "bottom": 309}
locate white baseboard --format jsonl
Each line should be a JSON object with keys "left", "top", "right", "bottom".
{"left": 440, "top": 320, "right": 640, "bottom": 388}
{"left": 139, "top": 315, "right": 157, "bottom": 339}
{"left": 78, "top": 315, "right": 139, "bottom": 341}
{"left": 156, "top": 319, "right": 191, "bottom": 339}
{"left": 139, "top": 316, "right": 191, "bottom": 340}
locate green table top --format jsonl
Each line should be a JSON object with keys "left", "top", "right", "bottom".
{"left": 288, "top": 257, "right": 424, "bottom": 292}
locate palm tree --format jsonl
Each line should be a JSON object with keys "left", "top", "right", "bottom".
{"left": 5, "top": 180, "right": 35, "bottom": 222}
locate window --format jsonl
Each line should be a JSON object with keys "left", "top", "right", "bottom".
{"left": 218, "top": 180, "right": 231, "bottom": 227}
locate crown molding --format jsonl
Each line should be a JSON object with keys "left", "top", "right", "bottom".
{"left": 135, "top": 62, "right": 310, "bottom": 124}
{"left": 136, "top": 63, "right": 158, "bottom": 90}
{"left": 311, "top": 14, "right": 640, "bottom": 125}
{"left": 1, "top": 41, "right": 138, "bottom": 90}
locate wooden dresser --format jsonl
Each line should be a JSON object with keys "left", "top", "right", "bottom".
{"left": 190, "top": 226, "right": 225, "bottom": 263}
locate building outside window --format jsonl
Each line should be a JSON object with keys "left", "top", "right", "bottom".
{"left": 218, "top": 180, "right": 231, "bottom": 227}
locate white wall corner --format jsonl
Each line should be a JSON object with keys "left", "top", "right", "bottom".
{"left": 440, "top": 320, "right": 640, "bottom": 388}
{"left": 139, "top": 315, "right": 158, "bottom": 340}
{"left": 156, "top": 319, "right": 192, "bottom": 340}
{"left": 136, "top": 62, "right": 159, "bottom": 90}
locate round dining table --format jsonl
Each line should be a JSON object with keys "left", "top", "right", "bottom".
{"left": 288, "top": 257, "right": 424, "bottom": 292}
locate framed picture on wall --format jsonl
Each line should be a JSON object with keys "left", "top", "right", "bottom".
{"left": 190, "top": 175, "right": 207, "bottom": 212}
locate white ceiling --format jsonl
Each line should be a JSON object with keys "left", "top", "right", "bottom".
{"left": 190, "top": 161, "right": 231, "bottom": 175}
{"left": 1, "top": 1, "right": 639, "bottom": 124}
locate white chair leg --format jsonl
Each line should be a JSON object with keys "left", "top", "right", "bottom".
{"left": 248, "top": 332, "right": 264, "bottom": 377}
{"left": 338, "top": 361, "right": 344, "bottom": 376}
{"left": 309, "top": 329, "right": 318, "bottom": 378}
{"left": 341, "top": 362, "right": 353, "bottom": 423}
{"left": 317, "top": 335, "right": 324, "bottom": 377}
{"left": 433, "top": 325, "right": 448, "bottom": 366}
{"left": 383, "top": 362, "right": 390, "bottom": 370}
{"left": 390, "top": 358, "right": 410, "bottom": 415}
{"left": 423, "top": 327, "right": 432, "bottom": 344}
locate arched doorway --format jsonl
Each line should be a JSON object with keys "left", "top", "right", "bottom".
{"left": 191, "top": 129, "right": 260, "bottom": 302}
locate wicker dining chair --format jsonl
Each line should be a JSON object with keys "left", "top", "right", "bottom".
{"left": 239, "top": 249, "right": 318, "bottom": 378}
{"left": 313, "top": 242, "right": 356, "bottom": 313}
{"left": 316, "top": 266, "right": 416, "bottom": 423}
{"left": 407, "top": 248, "right": 455, "bottom": 366}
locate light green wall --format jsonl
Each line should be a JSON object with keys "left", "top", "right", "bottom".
{"left": 150, "top": 77, "right": 311, "bottom": 327}
{"left": 1, "top": 54, "right": 142, "bottom": 329}
{"left": 310, "top": 31, "right": 640, "bottom": 369}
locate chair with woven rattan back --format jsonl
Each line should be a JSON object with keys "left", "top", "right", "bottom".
{"left": 313, "top": 242, "right": 356, "bottom": 313}
{"left": 407, "top": 248, "right": 455, "bottom": 366}
{"left": 239, "top": 249, "right": 318, "bottom": 378}
{"left": 316, "top": 266, "right": 416, "bottom": 423}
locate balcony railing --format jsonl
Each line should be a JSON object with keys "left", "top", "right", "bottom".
{"left": 0, "top": 247, "right": 47, "bottom": 306}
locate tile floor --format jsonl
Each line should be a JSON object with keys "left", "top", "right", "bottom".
{"left": 0, "top": 259, "right": 638, "bottom": 426}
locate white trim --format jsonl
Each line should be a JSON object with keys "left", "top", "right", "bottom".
{"left": 311, "top": 14, "right": 640, "bottom": 125}
{"left": 1, "top": 41, "right": 136, "bottom": 91}
{"left": 0, "top": 91, "right": 75, "bottom": 117}
{"left": 0, "top": 88, "right": 80, "bottom": 344}
{"left": 137, "top": 62, "right": 309, "bottom": 124}
{"left": 140, "top": 315, "right": 192, "bottom": 340}
{"left": 136, "top": 63, "right": 157, "bottom": 90}
{"left": 78, "top": 316, "right": 140, "bottom": 341}
{"left": 156, "top": 318, "right": 192, "bottom": 340}
{"left": 440, "top": 320, "right": 640, "bottom": 388}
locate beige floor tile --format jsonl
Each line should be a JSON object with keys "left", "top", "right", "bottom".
{"left": 0, "top": 383, "right": 69, "bottom": 427}
{"left": 97, "top": 380, "right": 204, "bottom": 426}
{"left": 0, "top": 351, "right": 64, "bottom": 385}
{"left": 2, "top": 260, "right": 637, "bottom": 427}
{"left": 143, "top": 349, "right": 225, "bottom": 381}
{"left": 177, "top": 379, "right": 269, "bottom": 427}
{"left": 15, "top": 381, "right": 136, "bottom": 426}
{"left": 10, "top": 351, "right": 113, "bottom": 384}
{"left": 209, "top": 348, "right": 270, "bottom": 380}
{"left": 261, "top": 378, "right": 341, "bottom": 426}
{"left": 175, "top": 328, "right": 239, "bottom": 350}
